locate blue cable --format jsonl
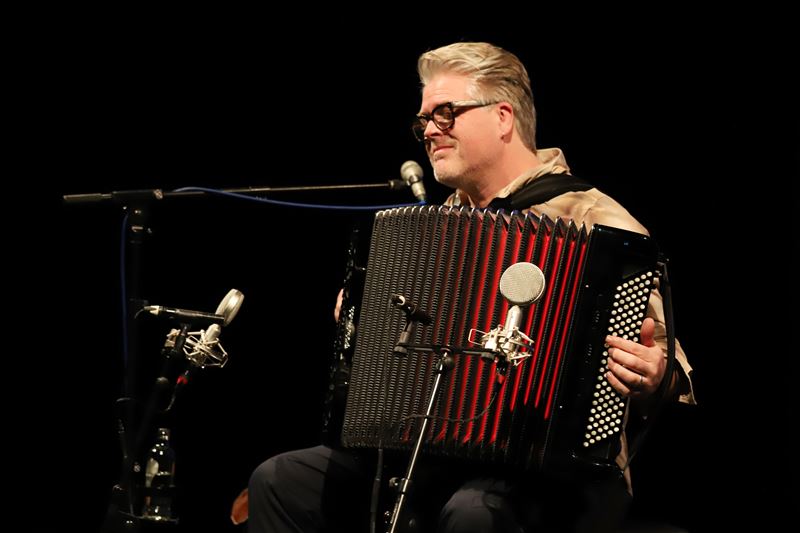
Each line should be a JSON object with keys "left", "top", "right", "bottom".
{"left": 173, "top": 187, "right": 426, "bottom": 210}
{"left": 118, "top": 186, "right": 427, "bottom": 375}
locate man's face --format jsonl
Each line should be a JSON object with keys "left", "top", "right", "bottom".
{"left": 419, "top": 73, "right": 502, "bottom": 191}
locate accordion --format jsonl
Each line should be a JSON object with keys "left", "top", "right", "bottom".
{"left": 333, "top": 206, "right": 659, "bottom": 472}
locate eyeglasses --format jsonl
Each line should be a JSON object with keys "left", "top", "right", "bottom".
{"left": 411, "top": 100, "right": 498, "bottom": 142}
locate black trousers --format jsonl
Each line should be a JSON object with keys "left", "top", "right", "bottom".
{"left": 247, "top": 445, "right": 630, "bottom": 533}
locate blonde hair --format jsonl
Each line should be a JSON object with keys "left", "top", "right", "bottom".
{"left": 417, "top": 42, "right": 537, "bottom": 151}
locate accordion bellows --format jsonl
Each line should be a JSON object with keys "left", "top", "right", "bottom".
{"left": 341, "top": 206, "right": 658, "bottom": 471}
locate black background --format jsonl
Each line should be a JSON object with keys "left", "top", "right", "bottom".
{"left": 19, "top": 18, "right": 793, "bottom": 533}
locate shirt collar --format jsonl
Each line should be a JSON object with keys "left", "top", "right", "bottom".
{"left": 453, "top": 147, "right": 571, "bottom": 207}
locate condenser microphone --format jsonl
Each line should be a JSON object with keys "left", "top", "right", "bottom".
{"left": 181, "top": 289, "right": 244, "bottom": 367}
{"left": 152, "top": 289, "right": 244, "bottom": 367}
{"left": 475, "top": 262, "right": 545, "bottom": 364}
{"left": 142, "top": 305, "right": 225, "bottom": 326}
{"left": 400, "top": 160, "right": 427, "bottom": 203}
{"left": 498, "top": 262, "right": 545, "bottom": 355}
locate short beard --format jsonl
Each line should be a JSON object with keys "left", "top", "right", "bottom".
{"left": 432, "top": 167, "right": 461, "bottom": 189}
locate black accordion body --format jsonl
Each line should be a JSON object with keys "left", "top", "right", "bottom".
{"left": 333, "top": 205, "right": 659, "bottom": 472}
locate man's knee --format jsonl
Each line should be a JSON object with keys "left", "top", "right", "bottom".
{"left": 438, "top": 487, "right": 497, "bottom": 533}
{"left": 249, "top": 456, "right": 278, "bottom": 495}
{"left": 249, "top": 452, "right": 299, "bottom": 496}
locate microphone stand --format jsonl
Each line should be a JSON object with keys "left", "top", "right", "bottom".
{"left": 385, "top": 345, "right": 452, "bottom": 533}
{"left": 104, "top": 322, "right": 190, "bottom": 532}
{"left": 62, "top": 180, "right": 410, "bottom": 204}
{"left": 384, "top": 340, "right": 495, "bottom": 533}
{"left": 101, "top": 200, "right": 155, "bottom": 532}
{"left": 68, "top": 180, "right": 414, "bottom": 532}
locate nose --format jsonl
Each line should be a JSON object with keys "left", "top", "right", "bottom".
{"left": 423, "top": 119, "right": 441, "bottom": 143}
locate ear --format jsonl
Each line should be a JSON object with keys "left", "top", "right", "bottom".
{"left": 495, "top": 102, "right": 515, "bottom": 138}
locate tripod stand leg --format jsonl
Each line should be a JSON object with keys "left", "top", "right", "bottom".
{"left": 387, "top": 354, "right": 452, "bottom": 533}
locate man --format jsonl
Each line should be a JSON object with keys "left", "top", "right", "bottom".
{"left": 247, "top": 41, "right": 695, "bottom": 533}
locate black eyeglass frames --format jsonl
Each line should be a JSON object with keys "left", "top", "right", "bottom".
{"left": 411, "top": 100, "right": 498, "bottom": 142}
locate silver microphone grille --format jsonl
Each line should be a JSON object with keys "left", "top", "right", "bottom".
{"left": 499, "top": 262, "right": 546, "bottom": 307}
{"left": 216, "top": 289, "right": 244, "bottom": 326}
{"left": 400, "top": 160, "right": 423, "bottom": 183}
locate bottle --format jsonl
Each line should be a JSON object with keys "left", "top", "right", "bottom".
{"left": 141, "top": 427, "right": 176, "bottom": 521}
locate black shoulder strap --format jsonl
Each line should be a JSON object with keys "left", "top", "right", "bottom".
{"left": 488, "top": 173, "right": 594, "bottom": 211}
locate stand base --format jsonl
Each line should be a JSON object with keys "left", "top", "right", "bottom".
{"left": 103, "top": 511, "right": 179, "bottom": 532}
{"left": 101, "top": 485, "right": 179, "bottom": 533}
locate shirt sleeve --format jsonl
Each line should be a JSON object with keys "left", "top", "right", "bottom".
{"left": 647, "top": 284, "right": 697, "bottom": 405}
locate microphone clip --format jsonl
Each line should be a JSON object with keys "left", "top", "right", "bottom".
{"left": 390, "top": 293, "right": 431, "bottom": 325}
{"left": 163, "top": 326, "right": 229, "bottom": 368}
{"left": 468, "top": 325, "right": 533, "bottom": 366}
{"left": 185, "top": 326, "right": 229, "bottom": 368}
{"left": 390, "top": 293, "right": 431, "bottom": 356}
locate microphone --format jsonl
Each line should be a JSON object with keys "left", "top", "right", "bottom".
{"left": 153, "top": 289, "right": 244, "bottom": 368}
{"left": 143, "top": 288, "right": 244, "bottom": 327}
{"left": 142, "top": 305, "right": 225, "bottom": 326}
{"left": 400, "top": 160, "right": 427, "bottom": 203}
{"left": 184, "top": 289, "right": 243, "bottom": 367}
{"left": 471, "top": 262, "right": 545, "bottom": 365}
{"left": 390, "top": 293, "right": 432, "bottom": 325}
{"left": 156, "top": 290, "right": 243, "bottom": 411}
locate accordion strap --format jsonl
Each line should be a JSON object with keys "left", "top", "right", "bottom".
{"left": 489, "top": 172, "right": 593, "bottom": 211}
